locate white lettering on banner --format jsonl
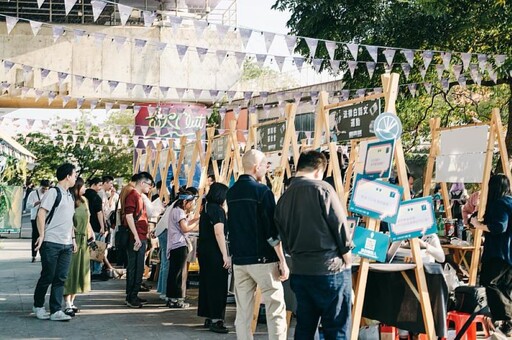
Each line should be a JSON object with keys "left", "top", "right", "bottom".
{"left": 147, "top": 110, "right": 205, "bottom": 137}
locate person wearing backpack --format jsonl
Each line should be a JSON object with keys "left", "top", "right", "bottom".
{"left": 274, "top": 150, "right": 352, "bottom": 339}
{"left": 32, "top": 163, "right": 77, "bottom": 322}
{"left": 26, "top": 179, "right": 50, "bottom": 263}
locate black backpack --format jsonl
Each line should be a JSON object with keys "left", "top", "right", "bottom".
{"left": 43, "top": 187, "right": 74, "bottom": 225}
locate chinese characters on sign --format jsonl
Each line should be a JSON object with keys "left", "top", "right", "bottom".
{"left": 331, "top": 100, "right": 381, "bottom": 141}
{"left": 211, "top": 135, "right": 227, "bottom": 161}
{"left": 352, "top": 227, "right": 390, "bottom": 263}
{"left": 389, "top": 197, "right": 437, "bottom": 241}
{"left": 257, "top": 121, "right": 286, "bottom": 153}
{"left": 363, "top": 139, "right": 395, "bottom": 180}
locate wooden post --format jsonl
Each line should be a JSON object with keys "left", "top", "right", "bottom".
{"left": 143, "top": 145, "right": 152, "bottom": 172}
{"left": 150, "top": 142, "right": 162, "bottom": 180}
{"left": 173, "top": 136, "right": 187, "bottom": 195}
{"left": 134, "top": 148, "right": 143, "bottom": 173}
{"left": 312, "top": 91, "right": 330, "bottom": 149}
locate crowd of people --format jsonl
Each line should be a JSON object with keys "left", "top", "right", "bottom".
{"left": 27, "top": 148, "right": 512, "bottom": 339}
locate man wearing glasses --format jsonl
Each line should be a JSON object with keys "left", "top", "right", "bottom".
{"left": 26, "top": 179, "right": 50, "bottom": 263}
{"left": 123, "top": 172, "right": 154, "bottom": 308}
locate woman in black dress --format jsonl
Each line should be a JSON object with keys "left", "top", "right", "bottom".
{"left": 197, "top": 183, "right": 230, "bottom": 333}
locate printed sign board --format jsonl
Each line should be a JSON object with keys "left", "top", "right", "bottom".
{"left": 211, "top": 134, "right": 228, "bottom": 161}
{"left": 389, "top": 196, "right": 437, "bottom": 241}
{"left": 352, "top": 226, "right": 390, "bottom": 263}
{"left": 331, "top": 100, "right": 381, "bottom": 141}
{"left": 257, "top": 121, "right": 286, "bottom": 153}
{"left": 363, "top": 139, "right": 395, "bottom": 179}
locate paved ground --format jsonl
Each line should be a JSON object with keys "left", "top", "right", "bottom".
{"left": 0, "top": 233, "right": 290, "bottom": 339}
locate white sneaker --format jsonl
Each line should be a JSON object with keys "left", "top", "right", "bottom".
{"left": 50, "top": 310, "right": 72, "bottom": 321}
{"left": 33, "top": 306, "right": 50, "bottom": 320}
{"left": 159, "top": 294, "right": 169, "bottom": 301}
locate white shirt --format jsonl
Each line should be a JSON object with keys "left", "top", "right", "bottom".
{"left": 26, "top": 188, "right": 46, "bottom": 220}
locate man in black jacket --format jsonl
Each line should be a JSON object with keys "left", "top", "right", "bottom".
{"left": 275, "top": 150, "right": 352, "bottom": 339}
{"left": 227, "top": 149, "right": 289, "bottom": 340}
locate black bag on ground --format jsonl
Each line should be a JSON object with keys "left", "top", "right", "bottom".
{"left": 449, "top": 286, "right": 487, "bottom": 313}
{"left": 115, "top": 226, "right": 130, "bottom": 250}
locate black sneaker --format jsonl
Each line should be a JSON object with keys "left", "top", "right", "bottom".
{"left": 126, "top": 299, "right": 142, "bottom": 308}
{"left": 136, "top": 297, "right": 148, "bottom": 305}
{"left": 209, "top": 321, "right": 229, "bottom": 334}
{"left": 203, "top": 319, "right": 212, "bottom": 328}
{"left": 499, "top": 320, "right": 512, "bottom": 337}
{"left": 167, "top": 300, "right": 189, "bottom": 308}
{"left": 63, "top": 308, "right": 75, "bottom": 317}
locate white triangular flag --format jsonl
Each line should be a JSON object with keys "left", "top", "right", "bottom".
{"left": 58, "top": 72, "right": 68, "bottom": 85}
{"left": 105, "top": 102, "right": 113, "bottom": 113}
{"left": 194, "top": 20, "right": 208, "bottom": 40}
{"left": 108, "top": 80, "right": 119, "bottom": 93}
{"left": 419, "top": 66, "right": 427, "bottom": 80}
{"left": 74, "top": 75, "right": 85, "bottom": 88}
{"left": 29, "top": 21, "right": 43, "bottom": 36}
{"left": 209, "top": 90, "right": 219, "bottom": 101}
{"left": 193, "top": 89, "right": 202, "bottom": 101}
{"left": 22, "top": 65, "right": 33, "bottom": 81}
{"left": 383, "top": 49, "right": 396, "bottom": 66}
{"left": 234, "top": 52, "right": 246, "bottom": 68}
{"left": 216, "top": 50, "right": 226, "bottom": 65}
{"left": 64, "top": 0, "right": 77, "bottom": 15}
{"left": 255, "top": 54, "right": 266, "bottom": 68}
{"left": 424, "top": 82, "right": 432, "bottom": 95}
{"left": 143, "top": 11, "right": 156, "bottom": 27}
{"left": 73, "top": 29, "right": 85, "bottom": 43}
{"left": 91, "top": 0, "right": 107, "bottom": 22}
{"left": 216, "top": 24, "right": 230, "bottom": 41}
{"left": 442, "top": 52, "right": 452, "bottom": 71}
{"left": 402, "top": 49, "right": 414, "bottom": 67}
{"left": 366, "top": 45, "right": 378, "bottom": 63}
{"left": 356, "top": 89, "right": 365, "bottom": 98}
{"left": 93, "top": 78, "right": 102, "bottom": 91}
{"left": 62, "top": 95, "right": 71, "bottom": 107}
{"left": 461, "top": 53, "right": 472, "bottom": 71}
{"left": 5, "top": 16, "right": 18, "bottom": 35}
{"left": 294, "top": 57, "right": 305, "bottom": 71}
{"left": 263, "top": 32, "right": 275, "bottom": 52}
{"left": 494, "top": 54, "right": 506, "bottom": 68}
{"left": 312, "top": 58, "right": 323, "bottom": 72}
{"left": 48, "top": 91, "right": 56, "bottom": 105}
{"left": 120, "top": 103, "right": 128, "bottom": 111}
{"left": 422, "top": 50, "right": 433, "bottom": 70}
{"left": 133, "top": 105, "right": 141, "bottom": 115}
{"left": 347, "top": 61, "right": 357, "bottom": 78}
{"left": 134, "top": 39, "right": 147, "bottom": 52}
{"left": 143, "top": 85, "right": 153, "bottom": 97}
{"left": 346, "top": 43, "right": 359, "bottom": 60}
{"left": 76, "top": 97, "right": 85, "bottom": 109}
{"left": 435, "top": 64, "right": 444, "bottom": 81}
{"left": 441, "top": 78, "right": 449, "bottom": 92}
{"left": 293, "top": 92, "right": 302, "bottom": 105}
{"left": 90, "top": 99, "right": 98, "bottom": 111}
{"left": 325, "top": 41, "right": 337, "bottom": 60}
{"left": 452, "top": 64, "right": 463, "bottom": 80}
{"left": 226, "top": 91, "right": 237, "bottom": 104}
{"left": 238, "top": 28, "right": 253, "bottom": 49}
{"left": 233, "top": 105, "right": 242, "bottom": 120}
{"left": 401, "top": 63, "right": 411, "bottom": 80}
{"left": 154, "top": 42, "right": 167, "bottom": 54}
{"left": 330, "top": 59, "right": 341, "bottom": 74}
{"left": 169, "top": 16, "right": 183, "bottom": 33}
{"left": 274, "top": 56, "right": 286, "bottom": 72}
{"left": 93, "top": 32, "right": 106, "bottom": 48}
{"left": 284, "top": 35, "right": 297, "bottom": 55}
{"left": 219, "top": 107, "right": 226, "bottom": 120}
{"left": 488, "top": 65, "right": 498, "bottom": 84}
{"left": 305, "top": 37, "right": 318, "bottom": 58}
{"left": 366, "top": 62, "right": 376, "bottom": 79}
{"left": 469, "top": 64, "right": 480, "bottom": 85}
{"left": 114, "top": 36, "right": 127, "bottom": 50}
{"left": 117, "top": 3, "right": 133, "bottom": 26}
{"left": 175, "top": 88, "right": 186, "bottom": 100}
{"left": 260, "top": 91, "right": 269, "bottom": 104}
{"left": 37, "top": 0, "right": 45, "bottom": 8}
{"left": 408, "top": 83, "right": 417, "bottom": 97}
{"left": 196, "top": 47, "right": 208, "bottom": 63}
{"left": 126, "top": 83, "right": 135, "bottom": 95}
{"left": 52, "top": 26, "right": 64, "bottom": 43}
{"left": 477, "top": 54, "right": 487, "bottom": 72}
{"left": 35, "top": 89, "right": 44, "bottom": 101}
{"left": 176, "top": 45, "right": 188, "bottom": 62}
{"left": 160, "top": 86, "right": 170, "bottom": 97}
{"left": 21, "top": 87, "right": 29, "bottom": 98}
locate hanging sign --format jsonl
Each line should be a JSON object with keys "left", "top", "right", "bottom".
{"left": 363, "top": 139, "right": 395, "bottom": 179}
{"left": 389, "top": 196, "right": 437, "bottom": 241}
{"left": 373, "top": 112, "right": 403, "bottom": 141}
{"left": 349, "top": 174, "right": 403, "bottom": 223}
{"left": 352, "top": 227, "right": 390, "bottom": 263}
{"left": 331, "top": 100, "right": 381, "bottom": 140}
{"left": 257, "top": 121, "right": 286, "bottom": 153}
{"left": 211, "top": 134, "right": 228, "bottom": 161}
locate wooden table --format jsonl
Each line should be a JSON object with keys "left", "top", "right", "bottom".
{"left": 441, "top": 244, "right": 475, "bottom": 275}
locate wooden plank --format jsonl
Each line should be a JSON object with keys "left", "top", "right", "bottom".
{"left": 150, "top": 142, "right": 162, "bottom": 180}
{"left": 273, "top": 103, "right": 298, "bottom": 198}
{"left": 493, "top": 108, "right": 512, "bottom": 181}
{"left": 324, "top": 92, "right": 385, "bottom": 111}
{"left": 143, "top": 145, "right": 152, "bottom": 172}
{"left": 312, "top": 91, "right": 329, "bottom": 149}
{"left": 343, "top": 140, "right": 358, "bottom": 206}
{"left": 173, "top": 136, "right": 187, "bottom": 194}
{"left": 186, "top": 131, "right": 202, "bottom": 188}
{"left": 134, "top": 148, "right": 143, "bottom": 173}
{"left": 245, "top": 113, "right": 258, "bottom": 152}
{"left": 253, "top": 117, "right": 287, "bottom": 128}
{"left": 422, "top": 118, "right": 441, "bottom": 197}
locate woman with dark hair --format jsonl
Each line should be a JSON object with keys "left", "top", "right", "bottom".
{"left": 197, "top": 183, "right": 230, "bottom": 333}
{"left": 166, "top": 191, "right": 198, "bottom": 308}
{"left": 471, "top": 174, "right": 512, "bottom": 336}
{"left": 63, "top": 177, "right": 94, "bottom": 316}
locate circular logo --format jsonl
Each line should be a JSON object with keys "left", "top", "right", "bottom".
{"left": 373, "top": 112, "right": 402, "bottom": 140}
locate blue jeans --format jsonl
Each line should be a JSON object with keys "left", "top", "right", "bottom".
{"left": 157, "top": 231, "right": 169, "bottom": 294}
{"left": 126, "top": 239, "right": 147, "bottom": 301}
{"left": 33, "top": 241, "right": 73, "bottom": 314}
{"left": 290, "top": 269, "right": 352, "bottom": 340}
{"left": 91, "top": 232, "right": 103, "bottom": 275}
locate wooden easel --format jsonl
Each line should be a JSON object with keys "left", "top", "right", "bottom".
{"left": 157, "top": 139, "right": 178, "bottom": 202}
{"left": 422, "top": 108, "right": 512, "bottom": 285}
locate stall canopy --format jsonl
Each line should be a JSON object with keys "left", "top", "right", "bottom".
{"left": 0, "top": 130, "right": 36, "bottom": 162}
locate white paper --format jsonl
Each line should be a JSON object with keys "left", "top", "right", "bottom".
{"left": 351, "top": 178, "right": 402, "bottom": 220}
{"left": 390, "top": 200, "right": 435, "bottom": 236}
{"left": 439, "top": 125, "right": 488, "bottom": 155}
{"left": 435, "top": 154, "right": 486, "bottom": 183}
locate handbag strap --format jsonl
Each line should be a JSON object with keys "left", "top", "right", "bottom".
{"left": 454, "top": 306, "right": 490, "bottom": 340}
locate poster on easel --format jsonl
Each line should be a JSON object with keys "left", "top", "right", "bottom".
{"left": 389, "top": 196, "right": 437, "bottom": 241}
{"left": 363, "top": 139, "right": 395, "bottom": 180}
{"left": 211, "top": 134, "right": 228, "bottom": 161}
{"left": 352, "top": 226, "right": 390, "bottom": 263}
{"left": 349, "top": 173, "right": 403, "bottom": 223}
{"left": 257, "top": 121, "right": 286, "bottom": 153}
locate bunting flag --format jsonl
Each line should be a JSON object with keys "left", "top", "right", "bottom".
{"left": 196, "top": 47, "right": 208, "bottom": 63}
{"left": 37, "top": 0, "right": 45, "bottom": 8}
{"left": 305, "top": 37, "right": 318, "bottom": 58}
{"left": 442, "top": 52, "right": 452, "bottom": 71}
{"left": 91, "top": 0, "right": 107, "bottom": 22}
{"left": 233, "top": 105, "right": 241, "bottom": 120}
{"left": 143, "top": 85, "right": 153, "bottom": 97}
{"left": 422, "top": 50, "right": 433, "bottom": 70}
{"left": 120, "top": 103, "right": 128, "bottom": 111}
{"left": 147, "top": 106, "right": 156, "bottom": 115}
{"left": 143, "top": 11, "right": 156, "bottom": 27}
{"left": 176, "top": 45, "right": 188, "bottom": 62}
{"left": 219, "top": 107, "right": 226, "bottom": 120}
{"left": 366, "top": 45, "right": 378, "bottom": 63}
{"left": 175, "top": 88, "right": 186, "bottom": 100}
{"left": 383, "top": 49, "right": 396, "bottom": 66}
{"left": 408, "top": 83, "right": 417, "bottom": 97}
{"left": 278, "top": 102, "right": 286, "bottom": 117}
{"left": 347, "top": 61, "right": 357, "bottom": 78}
{"left": 194, "top": 20, "right": 208, "bottom": 40}
{"left": 461, "top": 53, "right": 472, "bottom": 71}
{"left": 90, "top": 99, "right": 98, "bottom": 111}
{"left": 284, "top": 35, "right": 297, "bottom": 55}
{"left": 312, "top": 58, "right": 323, "bottom": 73}
{"left": 274, "top": 56, "right": 286, "bottom": 72}
{"left": 29, "top": 21, "right": 43, "bottom": 36}
{"left": 21, "top": 87, "right": 29, "bottom": 98}
{"left": 356, "top": 89, "right": 366, "bottom": 98}
{"left": 134, "top": 38, "right": 147, "bottom": 52}
{"left": 74, "top": 75, "right": 85, "bottom": 88}
{"left": 216, "top": 50, "right": 226, "bottom": 65}
{"left": 117, "top": 3, "right": 133, "bottom": 26}
{"left": 108, "top": 80, "right": 119, "bottom": 93}
{"left": 435, "top": 64, "right": 444, "bottom": 82}
{"left": 452, "top": 64, "right": 463, "bottom": 80}
{"left": 366, "top": 62, "right": 376, "bottom": 79}
{"left": 243, "top": 91, "right": 253, "bottom": 103}
{"left": 293, "top": 57, "right": 305, "bottom": 71}
{"left": 154, "top": 42, "right": 167, "bottom": 54}
{"left": 401, "top": 63, "right": 411, "bottom": 80}
{"left": 93, "top": 32, "right": 107, "bottom": 48}
{"left": 402, "top": 49, "right": 414, "bottom": 67}
{"left": 495, "top": 55, "right": 506, "bottom": 68}
{"left": 419, "top": 66, "right": 427, "bottom": 80}
{"left": 325, "top": 41, "right": 337, "bottom": 60}
{"left": 22, "top": 65, "right": 33, "bottom": 81}
{"left": 64, "top": 0, "right": 77, "bottom": 15}
{"left": 263, "top": 104, "right": 271, "bottom": 118}
{"left": 293, "top": 92, "right": 302, "bottom": 105}
{"left": 62, "top": 95, "right": 71, "bottom": 107}
{"left": 193, "top": 89, "right": 202, "bottom": 101}
{"left": 441, "top": 78, "right": 449, "bottom": 92}
{"left": 216, "top": 24, "right": 230, "bottom": 41}
{"left": 76, "top": 97, "right": 85, "bottom": 109}
{"left": 330, "top": 59, "right": 341, "bottom": 74}
{"left": 477, "top": 54, "right": 487, "bottom": 72}
{"left": 209, "top": 90, "right": 219, "bottom": 101}
{"left": 263, "top": 32, "right": 275, "bottom": 52}
{"left": 160, "top": 86, "right": 170, "bottom": 97}
{"left": 310, "top": 91, "right": 319, "bottom": 105}
{"left": 73, "top": 29, "right": 86, "bottom": 43}
{"left": 126, "top": 83, "right": 135, "bottom": 95}
{"left": 255, "top": 54, "right": 266, "bottom": 68}
{"left": 6, "top": 16, "right": 19, "bottom": 35}
{"left": 105, "top": 102, "right": 113, "bottom": 113}
{"left": 169, "top": 16, "right": 183, "bottom": 33}
{"left": 238, "top": 28, "right": 253, "bottom": 49}
{"left": 48, "top": 91, "right": 56, "bottom": 105}
{"left": 35, "top": 89, "right": 44, "bottom": 101}
{"left": 260, "top": 91, "right": 269, "bottom": 104}
{"left": 57, "top": 72, "right": 68, "bottom": 86}
{"left": 346, "top": 43, "right": 359, "bottom": 61}
{"left": 52, "top": 26, "right": 64, "bottom": 43}
{"left": 133, "top": 105, "right": 141, "bottom": 115}
{"left": 93, "top": 78, "right": 102, "bottom": 91}
{"left": 234, "top": 52, "right": 247, "bottom": 68}
{"left": 424, "top": 82, "right": 432, "bottom": 95}
{"left": 114, "top": 36, "right": 127, "bottom": 50}
{"left": 226, "top": 90, "right": 237, "bottom": 104}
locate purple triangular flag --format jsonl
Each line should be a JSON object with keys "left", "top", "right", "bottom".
{"left": 126, "top": 83, "right": 135, "bottom": 95}
{"left": 196, "top": 47, "right": 208, "bottom": 63}
{"left": 477, "top": 54, "right": 487, "bottom": 72}
{"left": 219, "top": 107, "right": 227, "bottom": 120}
{"left": 260, "top": 91, "right": 269, "bottom": 104}
{"left": 35, "top": 89, "right": 44, "bottom": 101}
{"left": 366, "top": 45, "right": 378, "bottom": 63}
{"left": 408, "top": 83, "right": 417, "bottom": 97}
{"left": 293, "top": 92, "right": 302, "bottom": 105}
{"left": 274, "top": 56, "right": 286, "bottom": 72}
{"left": 234, "top": 52, "right": 246, "bottom": 68}
{"left": 442, "top": 52, "right": 452, "bottom": 71}
{"left": 209, "top": 90, "right": 219, "bottom": 101}
{"left": 255, "top": 54, "right": 266, "bottom": 68}
{"left": 341, "top": 90, "right": 350, "bottom": 101}
{"left": 93, "top": 32, "right": 107, "bottom": 48}
{"left": 193, "top": 89, "right": 202, "bottom": 101}
{"left": 194, "top": 20, "right": 208, "bottom": 40}
{"left": 305, "top": 37, "right": 318, "bottom": 58}
{"left": 216, "top": 24, "right": 230, "bottom": 41}
{"left": 143, "top": 11, "right": 156, "bottom": 27}
{"left": 243, "top": 91, "right": 253, "bottom": 102}
{"left": 48, "top": 91, "right": 56, "bottom": 105}
{"left": 29, "top": 21, "right": 43, "bottom": 36}
{"left": 52, "top": 26, "right": 64, "bottom": 43}
{"left": 312, "top": 58, "right": 323, "bottom": 73}
{"left": 175, "top": 88, "right": 186, "bottom": 100}
{"left": 494, "top": 54, "right": 506, "bottom": 68}
{"left": 170, "top": 16, "right": 183, "bottom": 33}
{"left": 461, "top": 53, "right": 472, "bottom": 71}
{"left": 73, "top": 29, "right": 86, "bottom": 43}
{"left": 160, "top": 86, "right": 170, "bottom": 97}
{"left": 276, "top": 91, "right": 285, "bottom": 105}
{"left": 419, "top": 66, "right": 427, "bottom": 80}
{"left": 74, "top": 75, "right": 85, "bottom": 88}
{"left": 402, "top": 49, "right": 414, "bottom": 67}
{"left": 263, "top": 32, "right": 275, "bottom": 52}
{"left": 330, "top": 60, "right": 341, "bottom": 74}
{"left": 134, "top": 39, "right": 147, "bottom": 51}
{"left": 176, "top": 45, "right": 188, "bottom": 62}
{"left": 108, "top": 80, "right": 119, "bottom": 93}
{"left": 114, "top": 36, "right": 127, "bottom": 50}
{"left": 366, "top": 62, "right": 376, "bottom": 79}
{"left": 93, "top": 78, "right": 102, "bottom": 91}
{"left": 453, "top": 64, "right": 463, "bottom": 80}
{"left": 226, "top": 91, "right": 237, "bottom": 104}
{"left": 383, "top": 49, "right": 396, "bottom": 66}
{"left": 62, "top": 95, "right": 71, "bottom": 107}
{"left": 284, "top": 35, "right": 297, "bottom": 55}
{"left": 76, "top": 97, "right": 85, "bottom": 109}
{"left": 143, "top": 85, "right": 153, "bottom": 97}
{"left": 238, "top": 28, "right": 253, "bottom": 49}
{"left": 57, "top": 72, "right": 68, "bottom": 85}
{"left": 325, "top": 41, "right": 337, "bottom": 60}
{"left": 356, "top": 89, "right": 366, "bottom": 98}
{"left": 216, "top": 50, "right": 226, "bottom": 65}
{"left": 294, "top": 57, "right": 305, "bottom": 71}
{"left": 263, "top": 104, "right": 271, "bottom": 118}
{"left": 441, "top": 78, "right": 450, "bottom": 92}
{"left": 423, "top": 82, "right": 432, "bottom": 95}
{"left": 422, "top": 50, "right": 434, "bottom": 70}
{"left": 347, "top": 61, "right": 357, "bottom": 78}
{"left": 435, "top": 64, "right": 444, "bottom": 81}
{"left": 346, "top": 43, "right": 359, "bottom": 60}
{"left": 90, "top": 99, "right": 98, "bottom": 111}
{"left": 401, "top": 63, "right": 411, "bottom": 80}
{"left": 154, "top": 42, "right": 167, "bottom": 54}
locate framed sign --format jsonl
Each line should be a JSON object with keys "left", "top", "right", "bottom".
{"left": 352, "top": 226, "right": 390, "bottom": 263}
{"left": 331, "top": 100, "right": 381, "bottom": 141}
{"left": 363, "top": 139, "right": 395, "bottom": 179}
{"left": 389, "top": 196, "right": 437, "bottom": 241}
{"left": 257, "top": 121, "right": 286, "bottom": 153}
{"left": 349, "top": 174, "right": 403, "bottom": 224}
{"left": 211, "top": 135, "right": 227, "bottom": 161}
